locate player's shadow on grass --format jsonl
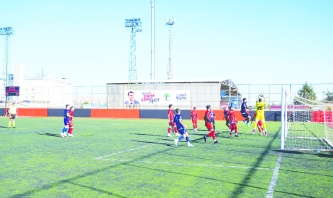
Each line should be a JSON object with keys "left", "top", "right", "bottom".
{"left": 191, "top": 131, "right": 256, "bottom": 139}
{"left": 317, "top": 153, "right": 333, "bottom": 158}
{"left": 188, "top": 128, "right": 209, "bottom": 132}
{"left": 133, "top": 135, "right": 208, "bottom": 146}
{"left": 67, "top": 181, "right": 127, "bottom": 198}
{"left": 37, "top": 132, "right": 61, "bottom": 138}
{"left": 159, "top": 138, "right": 177, "bottom": 142}
{"left": 0, "top": 126, "right": 8, "bottom": 128}
{"left": 273, "top": 150, "right": 304, "bottom": 155}
{"left": 131, "top": 133, "right": 164, "bottom": 137}
{"left": 189, "top": 131, "right": 229, "bottom": 138}
{"left": 132, "top": 140, "right": 173, "bottom": 146}
{"left": 187, "top": 133, "right": 206, "bottom": 136}
{"left": 273, "top": 149, "right": 333, "bottom": 160}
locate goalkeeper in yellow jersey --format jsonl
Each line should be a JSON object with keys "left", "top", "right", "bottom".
{"left": 253, "top": 94, "right": 268, "bottom": 136}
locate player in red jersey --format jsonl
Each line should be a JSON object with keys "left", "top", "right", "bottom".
{"left": 68, "top": 106, "right": 74, "bottom": 137}
{"left": 190, "top": 107, "right": 198, "bottom": 131}
{"left": 203, "top": 105, "right": 218, "bottom": 143}
{"left": 228, "top": 106, "right": 239, "bottom": 137}
{"left": 167, "top": 104, "right": 179, "bottom": 137}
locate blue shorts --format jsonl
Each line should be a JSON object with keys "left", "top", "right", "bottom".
{"left": 241, "top": 113, "right": 249, "bottom": 118}
{"left": 178, "top": 128, "right": 186, "bottom": 135}
{"left": 64, "top": 118, "right": 70, "bottom": 126}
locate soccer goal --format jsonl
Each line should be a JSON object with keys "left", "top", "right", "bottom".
{"left": 280, "top": 87, "right": 333, "bottom": 151}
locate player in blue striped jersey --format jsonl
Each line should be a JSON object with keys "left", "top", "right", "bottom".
{"left": 241, "top": 98, "right": 251, "bottom": 126}
{"left": 210, "top": 109, "right": 216, "bottom": 129}
{"left": 61, "top": 104, "right": 71, "bottom": 137}
{"left": 223, "top": 106, "right": 230, "bottom": 128}
{"left": 173, "top": 108, "right": 193, "bottom": 147}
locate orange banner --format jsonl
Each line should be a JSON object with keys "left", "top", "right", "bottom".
{"left": 18, "top": 108, "right": 48, "bottom": 117}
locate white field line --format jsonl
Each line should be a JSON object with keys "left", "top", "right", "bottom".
{"left": 95, "top": 143, "right": 159, "bottom": 160}
{"left": 266, "top": 152, "right": 283, "bottom": 198}
{"left": 99, "top": 158, "right": 275, "bottom": 171}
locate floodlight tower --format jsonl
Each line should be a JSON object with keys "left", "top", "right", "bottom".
{"left": 0, "top": 27, "right": 14, "bottom": 88}
{"left": 125, "top": 18, "right": 142, "bottom": 82}
{"left": 151, "top": 0, "right": 155, "bottom": 80}
{"left": 166, "top": 18, "right": 175, "bottom": 80}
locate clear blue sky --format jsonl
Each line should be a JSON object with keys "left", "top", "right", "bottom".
{"left": 1, "top": 0, "right": 332, "bottom": 86}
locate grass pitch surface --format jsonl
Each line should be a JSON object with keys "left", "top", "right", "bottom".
{"left": 0, "top": 117, "right": 332, "bottom": 198}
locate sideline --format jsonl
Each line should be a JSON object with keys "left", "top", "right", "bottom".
{"left": 95, "top": 143, "right": 159, "bottom": 160}
{"left": 266, "top": 152, "right": 283, "bottom": 198}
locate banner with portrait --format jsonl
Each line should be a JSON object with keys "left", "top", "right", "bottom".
{"left": 124, "top": 90, "right": 191, "bottom": 106}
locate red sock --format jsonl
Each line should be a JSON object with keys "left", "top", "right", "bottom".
{"left": 168, "top": 128, "right": 171, "bottom": 133}
{"left": 207, "top": 131, "right": 216, "bottom": 139}
{"left": 174, "top": 127, "right": 178, "bottom": 133}
{"left": 68, "top": 128, "right": 73, "bottom": 134}
{"left": 211, "top": 131, "right": 216, "bottom": 139}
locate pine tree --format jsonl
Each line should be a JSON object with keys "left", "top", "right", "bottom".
{"left": 324, "top": 89, "right": 333, "bottom": 102}
{"left": 294, "top": 82, "right": 317, "bottom": 105}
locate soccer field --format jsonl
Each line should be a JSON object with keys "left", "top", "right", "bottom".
{"left": 0, "top": 117, "right": 332, "bottom": 198}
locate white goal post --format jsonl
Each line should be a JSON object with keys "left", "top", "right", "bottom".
{"left": 280, "top": 87, "right": 333, "bottom": 151}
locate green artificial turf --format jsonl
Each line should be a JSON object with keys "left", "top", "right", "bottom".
{"left": 0, "top": 117, "right": 332, "bottom": 197}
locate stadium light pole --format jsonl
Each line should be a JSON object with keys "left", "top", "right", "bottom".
{"left": 0, "top": 27, "right": 14, "bottom": 110}
{"left": 151, "top": 0, "right": 155, "bottom": 80}
{"left": 166, "top": 17, "right": 175, "bottom": 80}
{"left": 0, "top": 27, "right": 14, "bottom": 89}
{"left": 125, "top": 18, "right": 142, "bottom": 83}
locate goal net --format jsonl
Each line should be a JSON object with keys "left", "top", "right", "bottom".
{"left": 281, "top": 87, "right": 333, "bottom": 151}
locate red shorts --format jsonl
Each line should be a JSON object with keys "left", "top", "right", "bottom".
{"left": 205, "top": 122, "right": 213, "bottom": 131}
{"left": 230, "top": 123, "right": 238, "bottom": 132}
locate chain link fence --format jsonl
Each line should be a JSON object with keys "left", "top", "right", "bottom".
{"left": 2, "top": 83, "right": 332, "bottom": 109}
{"left": 237, "top": 83, "right": 333, "bottom": 110}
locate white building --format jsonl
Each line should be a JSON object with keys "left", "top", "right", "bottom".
{"left": 8, "top": 64, "right": 73, "bottom": 107}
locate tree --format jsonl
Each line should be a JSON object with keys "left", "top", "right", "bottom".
{"left": 324, "top": 89, "right": 333, "bottom": 102}
{"left": 294, "top": 82, "right": 317, "bottom": 105}
{"left": 164, "top": 93, "right": 170, "bottom": 101}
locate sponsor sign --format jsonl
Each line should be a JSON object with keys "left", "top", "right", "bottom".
{"left": 124, "top": 90, "right": 190, "bottom": 105}
{"left": 270, "top": 105, "right": 309, "bottom": 111}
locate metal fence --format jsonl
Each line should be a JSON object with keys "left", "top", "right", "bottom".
{"left": 237, "top": 83, "right": 333, "bottom": 109}
{"left": 3, "top": 83, "right": 332, "bottom": 109}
